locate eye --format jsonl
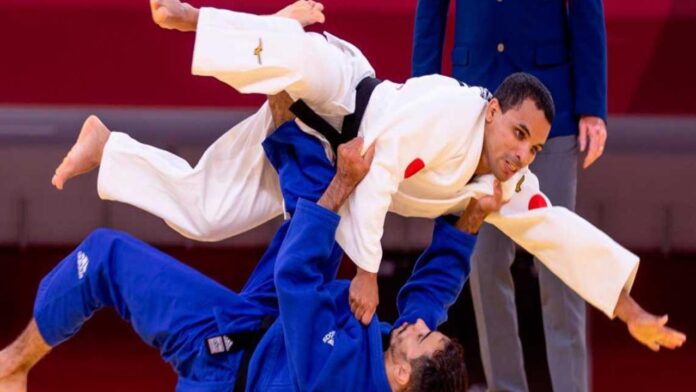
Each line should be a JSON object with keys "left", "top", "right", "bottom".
{"left": 514, "top": 129, "right": 524, "bottom": 140}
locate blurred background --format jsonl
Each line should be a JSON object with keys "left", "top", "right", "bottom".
{"left": 1, "top": 0, "right": 695, "bottom": 390}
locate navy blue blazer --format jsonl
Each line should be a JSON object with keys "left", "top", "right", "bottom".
{"left": 412, "top": 0, "right": 608, "bottom": 138}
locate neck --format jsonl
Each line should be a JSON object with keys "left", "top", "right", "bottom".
{"left": 474, "top": 154, "right": 490, "bottom": 176}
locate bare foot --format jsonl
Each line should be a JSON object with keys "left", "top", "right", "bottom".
{"left": 274, "top": 0, "right": 326, "bottom": 27}
{"left": 52, "top": 115, "right": 110, "bottom": 190}
{"left": 150, "top": 0, "right": 198, "bottom": 32}
{"left": 0, "top": 371, "right": 28, "bottom": 392}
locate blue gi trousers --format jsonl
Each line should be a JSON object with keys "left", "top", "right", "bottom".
{"left": 32, "top": 226, "right": 293, "bottom": 391}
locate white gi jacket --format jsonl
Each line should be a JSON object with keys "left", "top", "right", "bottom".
{"left": 98, "top": 8, "right": 637, "bottom": 317}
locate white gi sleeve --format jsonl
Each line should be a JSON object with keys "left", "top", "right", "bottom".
{"left": 192, "top": 7, "right": 374, "bottom": 115}
{"left": 97, "top": 103, "right": 284, "bottom": 241}
{"left": 482, "top": 170, "right": 639, "bottom": 318}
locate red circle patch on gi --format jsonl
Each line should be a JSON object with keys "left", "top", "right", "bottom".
{"left": 404, "top": 158, "right": 425, "bottom": 179}
{"left": 528, "top": 194, "right": 548, "bottom": 210}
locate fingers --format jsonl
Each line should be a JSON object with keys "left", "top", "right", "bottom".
{"left": 582, "top": 119, "right": 608, "bottom": 169}
{"left": 659, "top": 314, "right": 668, "bottom": 326}
{"left": 657, "top": 328, "right": 686, "bottom": 349}
{"left": 492, "top": 179, "right": 502, "bottom": 198}
{"left": 578, "top": 121, "right": 588, "bottom": 152}
{"left": 646, "top": 341, "right": 660, "bottom": 352}
{"left": 349, "top": 296, "right": 375, "bottom": 325}
{"left": 361, "top": 306, "right": 375, "bottom": 325}
{"left": 655, "top": 316, "right": 687, "bottom": 350}
{"left": 583, "top": 127, "right": 601, "bottom": 168}
{"left": 363, "top": 143, "right": 376, "bottom": 165}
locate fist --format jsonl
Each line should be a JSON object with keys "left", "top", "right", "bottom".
{"left": 335, "top": 137, "right": 375, "bottom": 187}
{"left": 456, "top": 180, "right": 503, "bottom": 233}
{"left": 349, "top": 268, "right": 379, "bottom": 325}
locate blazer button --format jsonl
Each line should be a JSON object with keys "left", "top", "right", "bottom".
{"left": 497, "top": 42, "right": 505, "bottom": 53}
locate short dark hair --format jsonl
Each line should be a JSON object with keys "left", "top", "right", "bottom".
{"left": 493, "top": 72, "right": 555, "bottom": 124}
{"left": 407, "top": 339, "right": 468, "bottom": 392}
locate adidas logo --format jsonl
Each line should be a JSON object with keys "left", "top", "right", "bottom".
{"left": 77, "top": 251, "right": 89, "bottom": 280}
{"left": 322, "top": 330, "right": 336, "bottom": 347}
{"left": 223, "top": 336, "right": 234, "bottom": 351}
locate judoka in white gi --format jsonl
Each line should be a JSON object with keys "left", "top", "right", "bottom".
{"left": 50, "top": 0, "right": 685, "bottom": 351}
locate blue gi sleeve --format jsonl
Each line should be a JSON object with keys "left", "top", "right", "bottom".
{"left": 394, "top": 216, "right": 477, "bottom": 330}
{"left": 412, "top": 0, "right": 451, "bottom": 77}
{"left": 274, "top": 198, "right": 346, "bottom": 388}
{"left": 568, "top": 0, "right": 608, "bottom": 121}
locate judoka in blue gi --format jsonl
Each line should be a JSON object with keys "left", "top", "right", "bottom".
{"left": 0, "top": 132, "right": 489, "bottom": 392}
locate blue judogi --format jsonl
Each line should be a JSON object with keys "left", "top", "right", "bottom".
{"left": 33, "top": 122, "right": 476, "bottom": 391}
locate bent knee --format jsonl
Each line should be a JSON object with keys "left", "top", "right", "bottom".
{"left": 84, "top": 227, "right": 128, "bottom": 242}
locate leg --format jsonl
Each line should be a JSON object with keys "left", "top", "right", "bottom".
{"left": 191, "top": 7, "right": 375, "bottom": 115}
{"left": 470, "top": 224, "right": 528, "bottom": 392}
{"left": 95, "top": 102, "right": 284, "bottom": 241}
{"left": 7, "top": 229, "right": 267, "bottom": 387}
{"left": 0, "top": 321, "right": 50, "bottom": 392}
{"left": 530, "top": 134, "right": 587, "bottom": 392}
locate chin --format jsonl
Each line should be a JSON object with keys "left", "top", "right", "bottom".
{"left": 493, "top": 168, "right": 512, "bottom": 182}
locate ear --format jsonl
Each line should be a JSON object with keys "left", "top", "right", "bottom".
{"left": 395, "top": 360, "right": 412, "bottom": 389}
{"left": 485, "top": 98, "right": 499, "bottom": 123}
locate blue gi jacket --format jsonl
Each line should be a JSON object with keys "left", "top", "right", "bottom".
{"left": 412, "top": 0, "right": 608, "bottom": 137}
{"left": 244, "top": 199, "right": 477, "bottom": 391}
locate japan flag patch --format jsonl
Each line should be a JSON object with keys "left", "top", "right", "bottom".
{"left": 404, "top": 158, "right": 425, "bottom": 179}
{"left": 528, "top": 194, "right": 549, "bottom": 210}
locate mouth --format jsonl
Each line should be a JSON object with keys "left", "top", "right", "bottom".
{"left": 503, "top": 159, "right": 519, "bottom": 178}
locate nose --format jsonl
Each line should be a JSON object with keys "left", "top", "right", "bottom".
{"left": 517, "top": 145, "right": 534, "bottom": 167}
{"left": 415, "top": 318, "right": 429, "bottom": 333}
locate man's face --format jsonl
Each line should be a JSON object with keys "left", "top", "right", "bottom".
{"left": 389, "top": 318, "right": 448, "bottom": 362}
{"left": 480, "top": 98, "right": 551, "bottom": 181}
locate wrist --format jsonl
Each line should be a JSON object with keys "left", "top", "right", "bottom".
{"left": 456, "top": 204, "right": 486, "bottom": 234}
{"left": 355, "top": 266, "right": 377, "bottom": 279}
{"left": 614, "top": 290, "right": 643, "bottom": 323}
{"left": 317, "top": 177, "right": 356, "bottom": 212}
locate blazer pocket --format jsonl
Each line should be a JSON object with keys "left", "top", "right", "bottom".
{"left": 452, "top": 46, "right": 470, "bottom": 66}
{"left": 534, "top": 44, "right": 569, "bottom": 67}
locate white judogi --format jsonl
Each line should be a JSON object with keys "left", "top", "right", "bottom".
{"left": 98, "top": 8, "right": 637, "bottom": 317}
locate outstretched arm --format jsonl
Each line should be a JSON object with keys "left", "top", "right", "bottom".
{"left": 274, "top": 138, "right": 374, "bottom": 389}
{"left": 481, "top": 170, "right": 686, "bottom": 351}
{"left": 395, "top": 181, "right": 503, "bottom": 329}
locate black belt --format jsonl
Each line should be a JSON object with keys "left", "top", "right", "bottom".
{"left": 205, "top": 315, "right": 275, "bottom": 392}
{"left": 289, "top": 76, "right": 382, "bottom": 154}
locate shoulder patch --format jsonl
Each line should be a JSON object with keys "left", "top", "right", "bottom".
{"left": 404, "top": 158, "right": 425, "bottom": 179}
{"left": 528, "top": 194, "right": 548, "bottom": 210}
